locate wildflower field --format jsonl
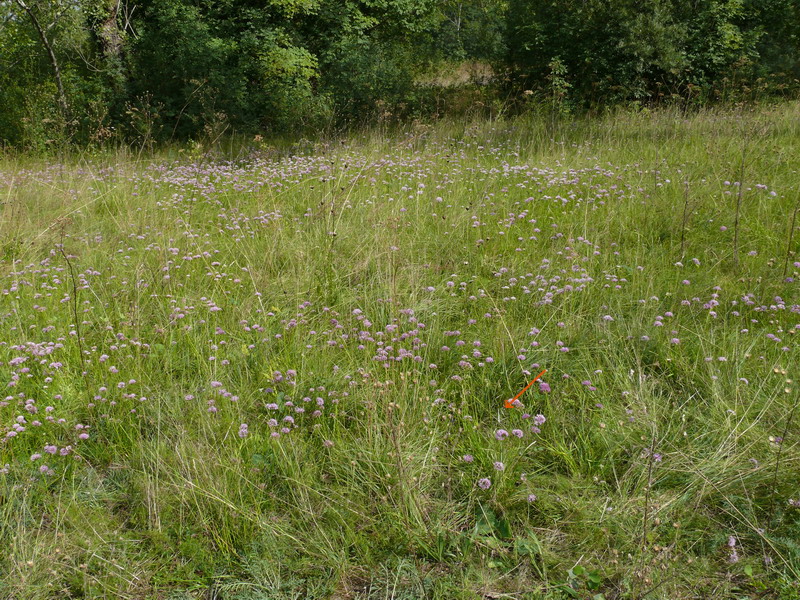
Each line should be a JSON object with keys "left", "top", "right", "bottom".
{"left": 1, "top": 105, "right": 799, "bottom": 599}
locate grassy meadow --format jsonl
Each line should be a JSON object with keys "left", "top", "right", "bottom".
{"left": 0, "top": 104, "right": 799, "bottom": 599}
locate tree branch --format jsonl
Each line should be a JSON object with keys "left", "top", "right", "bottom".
{"left": 13, "top": 0, "right": 71, "bottom": 122}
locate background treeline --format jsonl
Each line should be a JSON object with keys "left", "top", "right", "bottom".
{"left": 1, "top": 0, "right": 798, "bottom": 150}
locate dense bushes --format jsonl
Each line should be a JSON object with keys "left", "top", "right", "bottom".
{"left": 1, "top": 0, "right": 798, "bottom": 149}
{"left": 1, "top": 0, "right": 444, "bottom": 147}
{"left": 506, "top": 0, "right": 800, "bottom": 105}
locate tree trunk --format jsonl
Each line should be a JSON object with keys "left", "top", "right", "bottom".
{"left": 97, "top": 0, "right": 123, "bottom": 62}
{"left": 14, "top": 0, "right": 71, "bottom": 122}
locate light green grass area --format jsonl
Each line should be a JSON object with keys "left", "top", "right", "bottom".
{"left": 0, "top": 104, "right": 799, "bottom": 599}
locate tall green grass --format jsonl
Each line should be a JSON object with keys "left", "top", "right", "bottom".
{"left": 0, "top": 103, "right": 798, "bottom": 599}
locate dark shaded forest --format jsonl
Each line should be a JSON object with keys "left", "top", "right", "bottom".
{"left": 1, "top": 0, "right": 799, "bottom": 150}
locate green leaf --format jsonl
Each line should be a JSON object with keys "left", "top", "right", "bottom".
{"left": 560, "top": 584, "right": 579, "bottom": 598}
{"left": 514, "top": 536, "right": 541, "bottom": 557}
{"left": 493, "top": 516, "right": 512, "bottom": 539}
{"left": 474, "top": 505, "right": 496, "bottom": 536}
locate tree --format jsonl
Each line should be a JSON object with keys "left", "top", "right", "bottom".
{"left": 11, "top": 0, "right": 73, "bottom": 121}
{"left": 505, "top": 0, "right": 798, "bottom": 104}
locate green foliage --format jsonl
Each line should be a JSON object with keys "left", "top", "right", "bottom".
{"left": 559, "top": 564, "right": 606, "bottom": 598}
{"left": 432, "top": 0, "right": 507, "bottom": 63}
{"left": 506, "top": 0, "right": 800, "bottom": 105}
{"left": 126, "top": 0, "right": 446, "bottom": 135}
{"left": 1, "top": 0, "right": 799, "bottom": 148}
{"left": 1, "top": 0, "right": 442, "bottom": 146}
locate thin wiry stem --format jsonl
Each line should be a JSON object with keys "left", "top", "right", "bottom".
{"left": 641, "top": 430, "right": 657, "bottom": 549}
{"left": 58, "top": 225, "right": 92, "bottom": 404}
{"left": 733, "top": 176, "right": 744, "bottom": 271}
{"left": 767, "top": 391, "right": 799, "bottom": 528}
{"left": 679, "top": 180, "right": 690, "bottom": 259}
{"left": 782, "top": 194, "right": 799, "bottom": 280}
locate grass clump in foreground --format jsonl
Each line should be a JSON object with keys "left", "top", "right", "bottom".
{"left": 0, "top": 104, "right": 799, "bottom": 599}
